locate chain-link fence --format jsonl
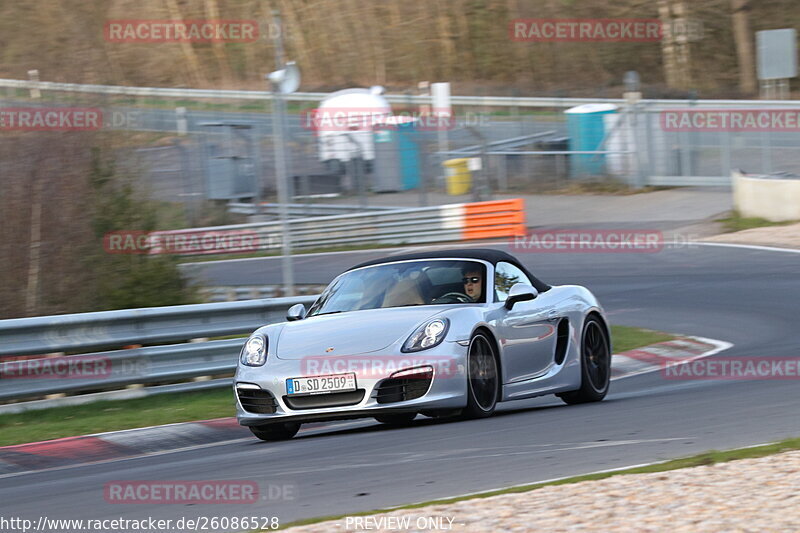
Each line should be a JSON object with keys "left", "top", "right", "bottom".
{"left": 3, "top": 78, "right": 800, "bottom": 229}
{"left": 637, "top": 103, "right": 800, "bottom": 184}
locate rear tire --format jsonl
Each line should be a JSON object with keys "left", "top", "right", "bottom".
{"left": 463, "top": 332, "right": 500, "bottom": 418}
{"left": 248, "top": 422, "right": 301, "bottom": 441}
{"left": 374, "top": 412, "right": 417, "bottom": 425}
{"left": 557, "top": 316, "right": 610, "bottom": 405}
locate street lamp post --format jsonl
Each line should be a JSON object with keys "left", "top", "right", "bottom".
{"left": 267, "top": 11, "right": 300, "bottom": 297}
{"left": 623, "top": 71, "right": 644, "bottom": 188}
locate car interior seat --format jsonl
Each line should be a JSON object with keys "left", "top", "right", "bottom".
{"left": 381, "top": 276, "right": 425, "bottom": 307}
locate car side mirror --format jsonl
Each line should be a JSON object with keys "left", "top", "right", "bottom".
{"left": 504, "top": 283, "right": 538, "bottom": 309}
{"left": 286, "top": 303, "right": 307, "bottom": 321}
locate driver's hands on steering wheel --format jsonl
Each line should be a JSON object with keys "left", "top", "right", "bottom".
{"left": 432, "top": 291, "right": 474, "bottom": 304}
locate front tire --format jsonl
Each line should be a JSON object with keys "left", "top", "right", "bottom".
{"left": 249, "top": 422, "right": 301, "bottom": 441}
{"left": 463, "top": 332, "right": 500, "bottom": 418}
{"left": 558, "top": 316, "right": 610, "bottom": 405}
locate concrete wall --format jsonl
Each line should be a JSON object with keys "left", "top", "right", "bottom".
{"left": 733, "top": 171, "right": 800, "bottom": 222}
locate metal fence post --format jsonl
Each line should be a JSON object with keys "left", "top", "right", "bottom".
{"left": 720, "top": 130, "right": 731, "bottom": 178}
{"left": 643, "top": 104, "right": 656, "bottom": 182}
{"left": 761, "top": 129, "right": 773, "bottom": 174}
{"left": 27, "top": 69, "right": 40, "bottom": 98}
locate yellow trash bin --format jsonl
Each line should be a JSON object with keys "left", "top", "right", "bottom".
{"left": 443, "top": 158, "right": 472, "bottom": 195}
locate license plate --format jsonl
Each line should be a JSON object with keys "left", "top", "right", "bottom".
{"left": 286, "top": 373, "right": 357, "bottom": 396}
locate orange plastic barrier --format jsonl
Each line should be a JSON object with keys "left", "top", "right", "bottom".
{"left": 462, "top": 199, "right": 527, "bottom": 240}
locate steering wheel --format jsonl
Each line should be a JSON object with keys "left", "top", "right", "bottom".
{"left": 432, "top": 292, "right": 473, "bottom": 304}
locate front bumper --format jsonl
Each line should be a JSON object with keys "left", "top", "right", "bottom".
{"left": 234, "top": 342, "right": 468, "bottom": 426}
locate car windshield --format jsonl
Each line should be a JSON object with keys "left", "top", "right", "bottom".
{"left": 307, "top": 260, "right": 487, "bottom": 316}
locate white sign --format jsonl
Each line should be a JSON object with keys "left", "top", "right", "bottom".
{"left": 757, "top": 29, "right": 798, "bottom": 80}
{"left": 431, "top": 82, "right": 452, "bottom": 117}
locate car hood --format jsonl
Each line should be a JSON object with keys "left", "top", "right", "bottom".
{"left": 275, "top": 306, "right": 451, "bottom": 360}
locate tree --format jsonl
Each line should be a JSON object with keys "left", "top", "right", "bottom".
{"left": 86, "top": 148, "right": 197, "bottom": 311}
{"left": 0, "top": 134, "right": 196, "bottom": 319}
{"left": 658, "top": 0, "right": 693, "bottom": 90}
{"left": 731, "top": 0, "right": 757, "bottom": 95}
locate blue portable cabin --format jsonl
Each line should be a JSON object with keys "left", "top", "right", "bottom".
{"left": 564, "top": 103, "right": 619, "bottom": 177}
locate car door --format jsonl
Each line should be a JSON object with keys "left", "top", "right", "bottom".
{"left": 493, "top": 262, "right": 560, "bottom": 383}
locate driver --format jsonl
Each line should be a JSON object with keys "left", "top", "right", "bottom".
{"left": 462, "top": 268, "right": 483, "bottom": 302}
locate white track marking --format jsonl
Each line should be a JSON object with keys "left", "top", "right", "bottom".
{"left": 692, "top": 242, "right": 800, "bottom": 254}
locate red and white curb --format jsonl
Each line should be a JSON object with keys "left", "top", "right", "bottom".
{"left": 0, "top": 417, "right": 249, "bottom": 476}
{"left": 0, "top": 418, "right": 345, "bottom": 477}
{"left": 612, "top": 336, "right": 733, "bottom": 380}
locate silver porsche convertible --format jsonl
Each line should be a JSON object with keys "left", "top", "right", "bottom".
{"left": 235, "top": 249, "right": 611, "bottom": 441}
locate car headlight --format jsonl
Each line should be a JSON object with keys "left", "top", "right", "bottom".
{"left": 240, "top": 334, "right": 267, "bottom": 366}
{"left": 402, "top": 318, "right": 449, "bottom": 353}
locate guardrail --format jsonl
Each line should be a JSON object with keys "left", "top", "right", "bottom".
{"left": 201, "top": 285, "right": 327, "bottom": 302}
{"left": 152, "top": 199, "right": 527, "bottom": 255}
{"left": 227, "top": 202, "right": 400, "bottom": 217}
{"left": 0, "top": 296, "right": 318, "bottom": 408}
{"left": 0, "top": 296, "right": 315, "bottom": 357}
{"left": 3, "top": 78, "right": 800, "bottom": 109}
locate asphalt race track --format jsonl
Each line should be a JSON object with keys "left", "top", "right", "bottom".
{"left": 2, "top": 244, "right": 799, "bottom": 529}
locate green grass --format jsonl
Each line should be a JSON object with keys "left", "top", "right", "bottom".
{"left": 610, "top": 325, "right": 675, "bottom": 353}
{"left": 0, "top": 325, "right": 670, "bottom": 447}
{"left": 0, "top": 389, "right": 236, "bottom": 447}
{"left": 276, "top": 436, "right": 800, "bottom": 530}
{"left": 716, "top": 210, "right": 799, "bottom": 233}
{"left": 536, "top": 180, "right": 677, "bottom": 196}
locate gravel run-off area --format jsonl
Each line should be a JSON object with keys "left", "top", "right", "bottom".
{"left": 704, "top": 222, "right": 800, "bottom": 249}
{"left": 286, "top": 450, "right": 800, "bottom": 532}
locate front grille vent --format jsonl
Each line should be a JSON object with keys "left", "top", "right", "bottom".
{"left": 237, "top": 388, "right": 278, "bottom": 414}
{"left": 375, "top": 368, "right": 433, "bottom": 404}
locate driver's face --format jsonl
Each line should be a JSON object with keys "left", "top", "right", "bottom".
{"left": 463, "top": 271, "right": 482, "bottom": 300}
